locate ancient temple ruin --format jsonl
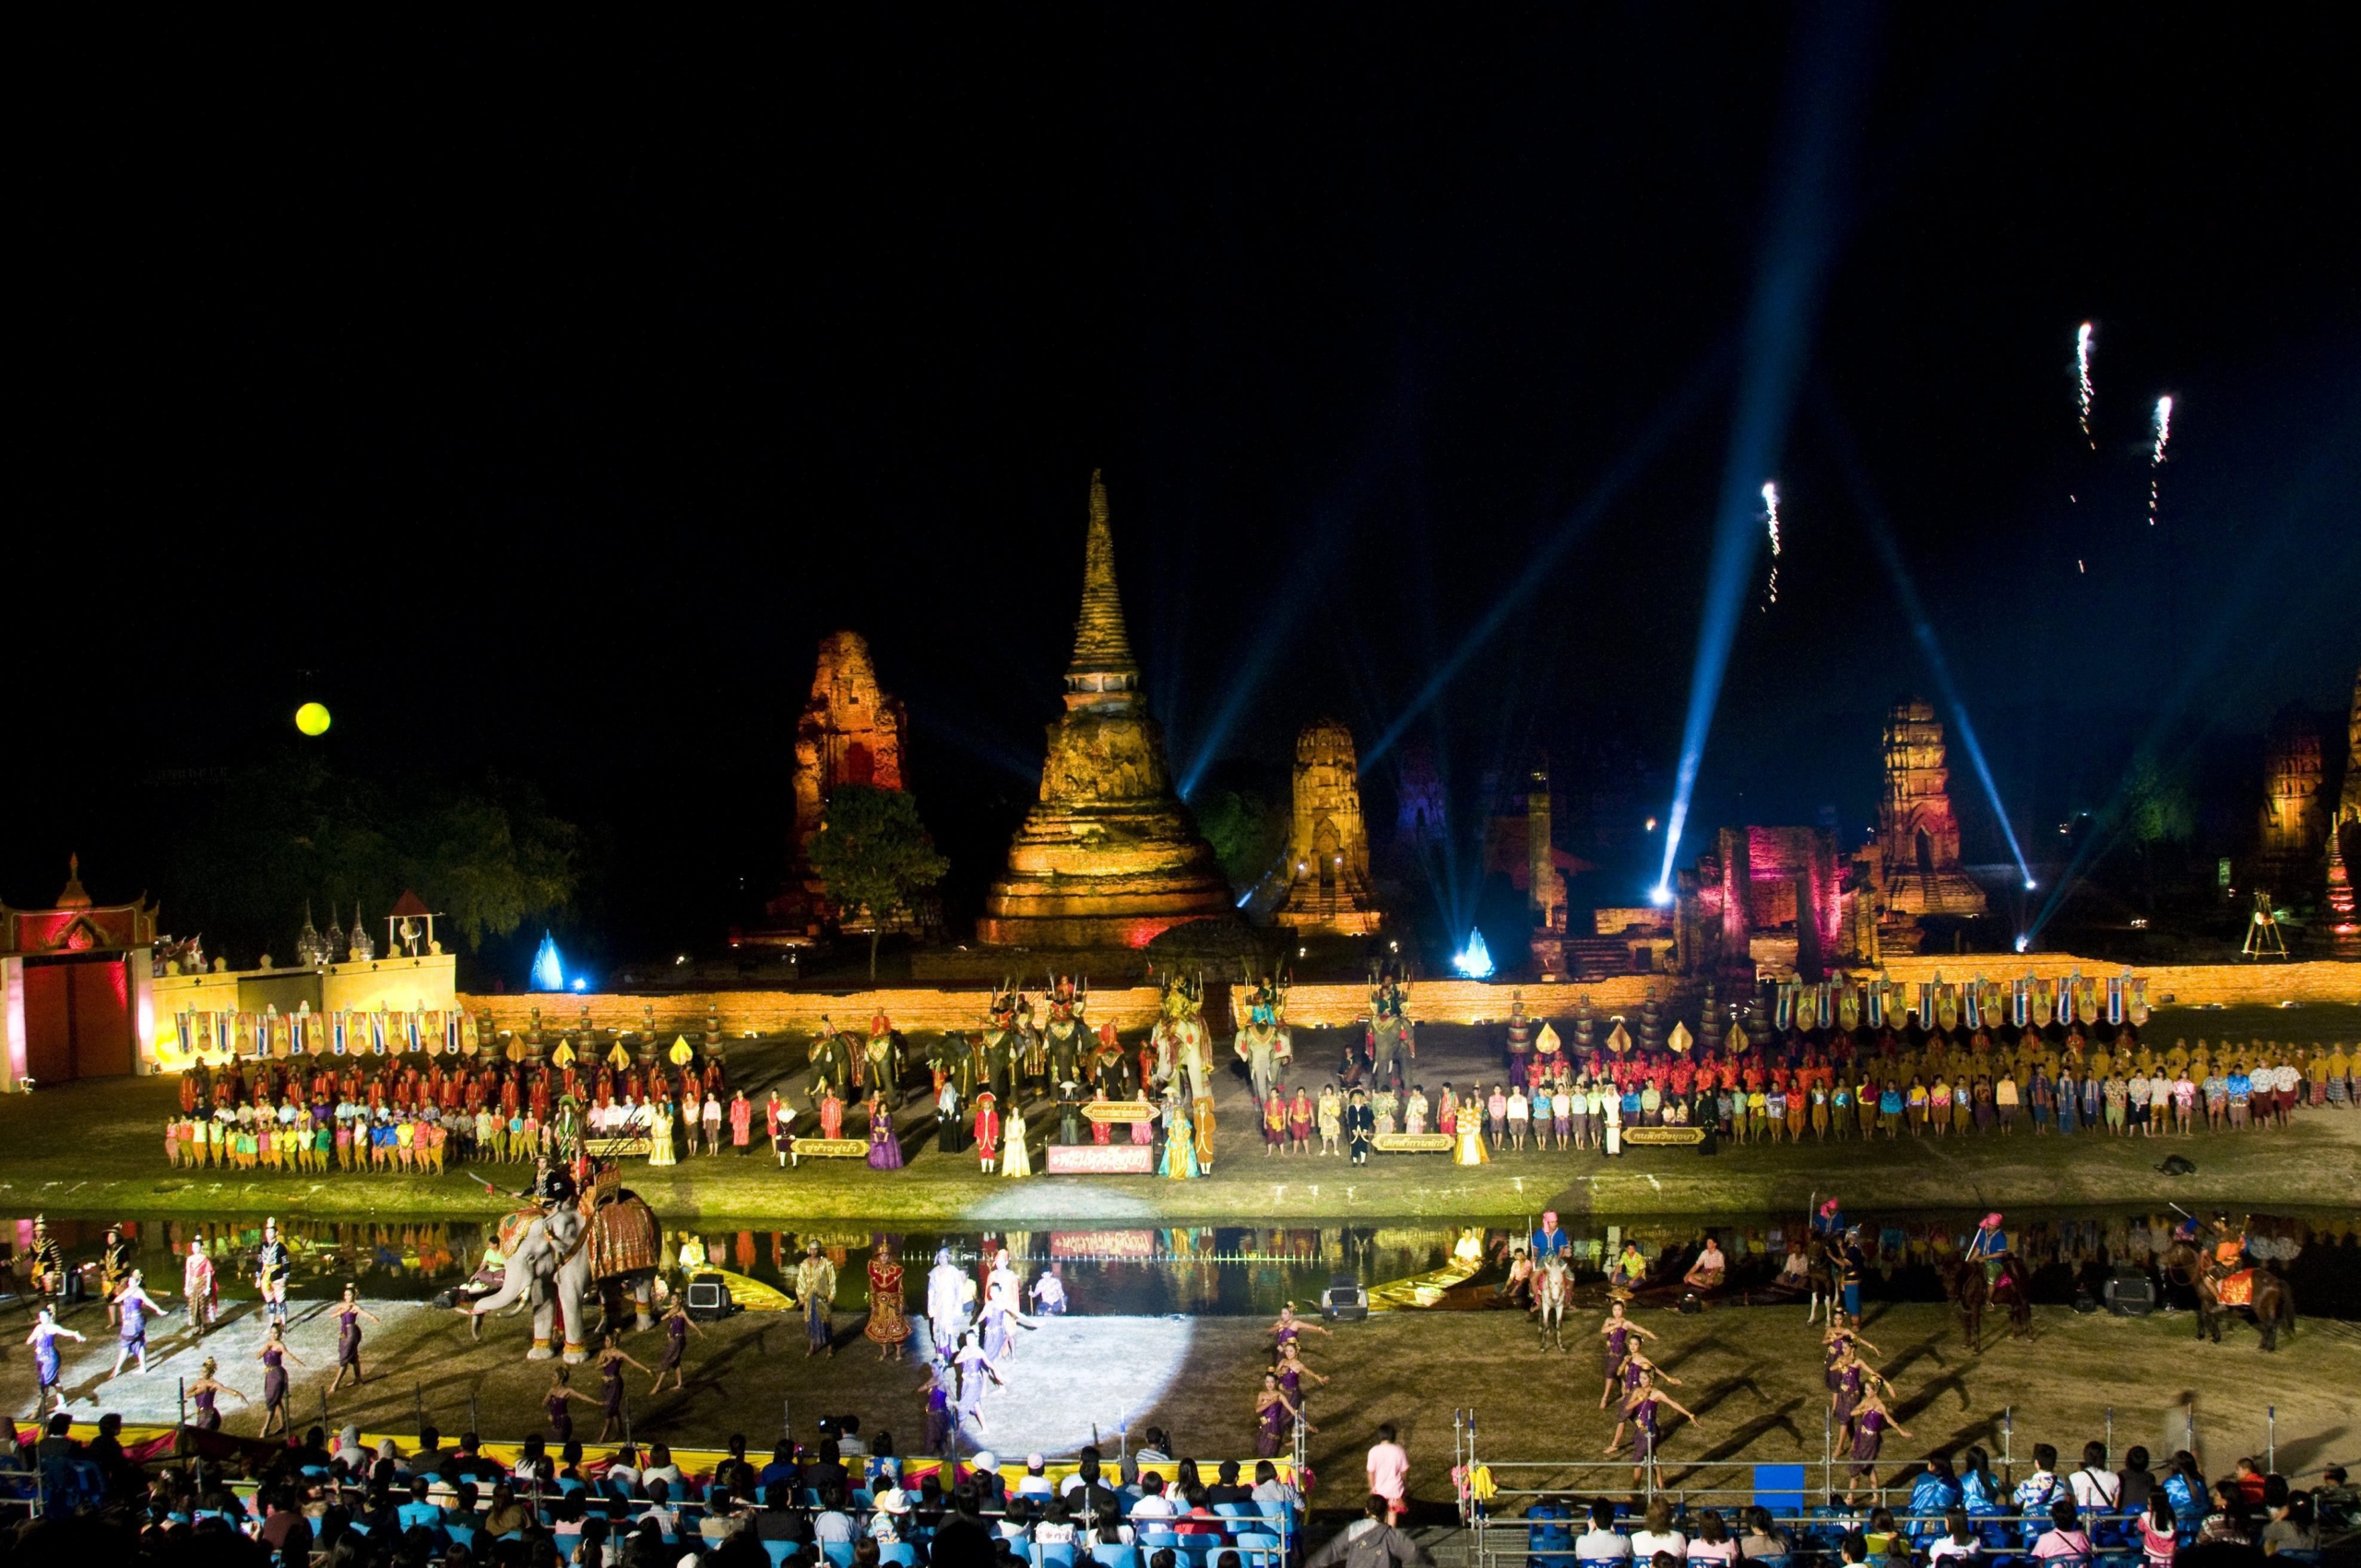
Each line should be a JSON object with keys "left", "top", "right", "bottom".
{"left": 2257, "top": 701, "right": 2328, "bottom": 895}
{"left": 759, "top": 630, "right": 908, "bottom": 940}
{"left": 1875, "top": 698, "right": 1988, "bottom": 920}
{"left": 1276, "top": 719, "right": 1381, "bottom": 936}
{"left": 978, "top": 473, "right": 1230, "bottom": 949}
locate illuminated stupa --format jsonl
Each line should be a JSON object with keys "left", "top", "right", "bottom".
{"left": 978, "top": 472, "right": 1230, "bottom": 949}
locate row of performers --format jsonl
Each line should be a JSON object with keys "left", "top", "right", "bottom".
{"left": 178, "top": 1052, "right": 730, "bottom": 1123}
{"left": 1491, "top": 1021, "right": 2181, "bottom": 1095}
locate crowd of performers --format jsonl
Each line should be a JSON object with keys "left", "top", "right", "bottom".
{"left": 158, "top": 973, "right": 2353, "bottom": 1182}
{"left": 162, "top": 1047, "right": 739, "bottom": 1172}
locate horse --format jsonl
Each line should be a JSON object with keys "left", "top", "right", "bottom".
{"left": 1535, "top": 1254, "right": 1575, "bottom": 1349}
{"left": 1939, "top": 1253, "right": 2032, "bottom": 1351}
{"left": 1805, "top": 1237, "right": 1838, "bottom": 1323}
{"left": 2160, "top": 1241, "right": 2296, "bottom": 1351}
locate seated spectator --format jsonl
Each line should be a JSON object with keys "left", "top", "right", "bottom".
{"left": 1926, "top": 1509, "right": 1980, "bottom": 1564}
{"left": 2029, "top": 1500, "right": 2092, "bottom": 1563}
{"left": 703, "top": 1487, "right": 752, "bottom": 1546}
{"left": 2200, "top": 1480, "right": 2252, "bottom": 1548}
{"left": 1682, "top": 1239, "right": 1727, "bottom": 1290}
{"left": 2015, "top": 1446, "right": 2064, "bottom": 1517}
{"left": 1132, "top": 1474, "right": 1179, "bottom": 1520}
{"left": 1959, "top": 1447, "right": 2002, "bottom": 1513}
{"left": 411, "top": 1426, "right": 447, "bottom": 1478}
{"left": 967, "top": 1450, "right": 1007, "bottom": 1513}
{"left": 1207, "top": 1460, "right": 1253, "bottom": 1509}
{"left": 2316, "top": 1466, "right": 2359, "bottom": 1533}
{"left": 1575, "top": 1499, "right": 1633, "bottom": 1562}
{"left": 1304, "top": 1494, "right": 1434, "bottom": 1568}
{"left": 870, "top": 1487, "right": 911, "bottom": 1544}
{"left": 397, "top": 1476, "right": 446, "bottom": 1533}
{"left": 867, "top": 1433, "right": 902, "bottom": 1490}
{"left": 1081, "top": 1492, "right": 1134, "bottom": 1549}
{"left": 642, "top": 1443, "right": 685, "bottom": 1493}
{"left": 2137, "top": 1496, "right": 2177, "bottom": 1567}
{"left": 620, "top": 1516, "right": 670, "bottom": 1568}
{"left": 814, "top": 1485, "right": 858, "bottom": 1544}
{"left": 573, "top": 1516, "right": 613, "bottom": 1567}
{"left": 259, "top": 1488, "right": 315, "bottom": 1562}
{"left": 608, "top": 1445, "right": 643, "bottom": 1497}
{"left": 1251, "top": 1461, "right": 1298, "bottom": 1510}
{"left": 1136, "top": 1430, "right": 1173, "bottom": 1464}
{"left": 1525, "top": 1493, "right": 1572, "bottom": 1566}
{"left": 2260, "top": 1491, "right": 2317, "bottom": 1556}
{"left": 1019, "top": 1454, "right": 1057, "bottom": 1499}
{"left": 759, "top": 1441, "right": 801, "bottom": 1493}
{"left": 485, "top": 1480, "right": 536, "bottom": 1538}
{"left": 2117, "top": 1446, "right": 2156, "bottom": 1513}
{"left": 2069, "top": 1443, "right": 2122, "bottom": 1514}
{"left": 1911, "top": 1459, "right": 1965, "bottom": 1522}
{"left": 2233, "top": 1459, "right": 2268, "bottom": 1507}
{"left": 837, "top": 1416, "right": 870, "bottom": 1459}
{"left": 1035, "top": 1495, "right": 1080, "bottom": 1549}
{"left": 333, "top": 1425, "right": 369, "bottom": 1472}
{"left": 1173, "top": 1486, "right": 1224, "bottom": 1536}
{"left": 639, "top": 1479, "right": 685, "bottom": 1537}
{"left": 1736, "top": 1507, "right": 1786, "bottom": 1561}
{"left": 1687, "top": 1509, "right": 1739, "bottom": 1565}
{"left": 1628, "top": 1501, "right": 1685, "bottom": 1562}
{"left": 514, "top": 1436, "right": 551, "bottom": 1484}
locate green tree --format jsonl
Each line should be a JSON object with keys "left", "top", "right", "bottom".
{"left": 1193, "top": 788, "right": 1287, "bottom": 892}
{"left": 2120, "top": 747, "right": 2194, "bottom": 911}
{"left": 806, "top": 784, "right": 950, "bottom": 979}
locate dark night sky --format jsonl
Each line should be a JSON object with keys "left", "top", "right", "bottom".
{"left": 12, "top": 11, "right": 2359, "bottom": 973}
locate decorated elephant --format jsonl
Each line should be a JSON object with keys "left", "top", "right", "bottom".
{"left": 461, "top": 1191, "right": 661, "bottom": 1362}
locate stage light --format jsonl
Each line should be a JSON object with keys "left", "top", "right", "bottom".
{"left": 571, "top": 977, "right": 587, "bottom": 992}
{"left": 294, "top": 701, "right": 332, "bottom": 737}
{"left": 2014, "top": 934, "right": 2030, "bottom": 953}
{"left": 1647, "top": 885, "right": 1674, "bottom": 908}
{"left": 1451, "top": 930, "right": 1495, "bottom": 979}
{"left": 1644, "top": 817, "right": 1658, "bottom": 832}
{"left": 2024, "top": 877, "right": 2038, "bottom": 890}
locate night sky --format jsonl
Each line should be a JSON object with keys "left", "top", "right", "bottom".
{"left": 14, "top": 12, "right": 2358, "bottom": 972}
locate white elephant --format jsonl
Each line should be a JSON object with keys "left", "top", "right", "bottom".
{"left": 462, "top": 1197, "right": 660, "bottom": 1363}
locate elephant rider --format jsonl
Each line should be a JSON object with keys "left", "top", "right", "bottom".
{"left": 1964, "top": 1212, "right": 2011, "bottom": 1287}
{"left": 516, "top": 1154, "right": 578, "bottom": 1213}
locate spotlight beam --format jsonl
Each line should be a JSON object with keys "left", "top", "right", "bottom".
{"left": 1655, "top": 0, "right": 1875, "bottom": 895}
{"left": 1361, "top": 343, "right": 1730, "bottom": 772}
{"left": 1816, "top": 392, "right": 2035, "bottom": 889}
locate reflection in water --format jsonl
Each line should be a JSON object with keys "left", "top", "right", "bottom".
{"left": 6, "top": 1208, "right": 2355, "bottom": 1318}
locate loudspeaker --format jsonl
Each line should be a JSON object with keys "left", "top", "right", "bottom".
{"left": 1321, "top": 1274, "right": 1370, "bottom": 1322}
{"left": 686, "top": 1272, "right": 734, "bottom": 1322}
{"left": 2104, "top": 1270, "right": 2157, "bottom": 1317}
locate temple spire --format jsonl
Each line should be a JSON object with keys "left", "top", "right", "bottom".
{"left": 1063, "top": 469, "right": 1143, "bottom": 709}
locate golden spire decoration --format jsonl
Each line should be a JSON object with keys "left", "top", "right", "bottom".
{"left": 1063, "top": 469, "right": 1142, "bottom": 709}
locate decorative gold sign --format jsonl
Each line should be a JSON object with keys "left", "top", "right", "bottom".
{"left": 1372, "top": 1133, "right": 1453, "bottom": 1153}
{"left": 789, "top": 1137, "right": 871, "bottom": 1158}
{"left": 1083, "top": 1099, "right": 1157, "bottom": 1123}
{"left": 1620, "top": 1126, "right": 1706, "bottom": 1146}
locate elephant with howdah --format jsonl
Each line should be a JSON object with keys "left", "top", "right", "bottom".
{"left": 462, "top": 1194, "right": 662, "bottom": 1362}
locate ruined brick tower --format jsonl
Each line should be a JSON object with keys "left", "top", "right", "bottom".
{"left": 1277, "top": 719, "right": 1382, "bottom": 936}
{"left": 1876, "top": 698, "right": 1987, "bottom": 919}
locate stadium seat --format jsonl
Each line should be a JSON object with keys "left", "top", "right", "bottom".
{"left": 825, "top": 1541, "right": 860, "bottom": 1568}
{"left": 1093, "top": 1547, "right": 1142, "bottom": 1568}
{"left": 882, "top": 1546, "right": 919, "bottom": 1568}
{"left": 765, "top": 1546, "right": 793, "bottom": 1567}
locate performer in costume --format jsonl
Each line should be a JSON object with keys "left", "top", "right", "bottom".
{"left": 594, "top": 1334, "right": 651, "bottom": 1441}
{"left": 24, "top": 1307, "right": 86, "bottom": 1416}
{"left": 99, "top": 1225, "right": 136, "bottom": 1327}
{"left": 255, "top": 1322, "right": 303, "bottom": 1437}
{"left": 1844, "top": 1383, "right": 1912, "bottom": 1503}
{"left": 866, "top": 1242, "right": 911, "bottom": 1361}
{"left": 952, "top": 1327, "right": 1000, "bottom": 1435}
{"left": 1596, "top": 1297, "right": 1656, "bottom": 1412}
{"left": 183, "top": 1241, "right": 219, "bottom": 1337}
{"left": 1316, "top": 1083, "right": 1343, "bottom": 1156}
{"left": 1452, "top": 1091, "right": 1489, "bottom": 1166}
{"left": 927, "top": 1247, "right": 970, "bottom": 1363}
{"left": 109, "top": 1269, "right": 170, "bottom": 1378}
{"left": 30, "top": 1217, "right": 67, "bottom": 1307}
{"left": 1002, "top": 1101, "right": 1034, "bottom": 1177}
{"left": 916, "top": 1357, "right": 955, "bottom": 1457}
{"left": 185, "top": 1356, "right": 247, "bottom": 1431}
{"left": 1159, "top": 1093, "right": 1200, "bottom": 1178}
{"left": 1275, "top": 1338, "right": 1326, "bottom": 1420}
{"left": 866, "top": 1092, "right": 906, "bottom": 1170}
{"left": 328, "top": 1284, "right": 382, "bottom": 1390}
{"left": 972, "top": 1090, "right": 1001, "bottom": 1174}
{"left": 1290, "top": 1085, "right": 1316, "bottom": 1152}
{"left": 1347, "top": 1087, "right": 1375, "bottom": 1164}
{"left": 649, "top": 1297, "right": 704, "bottom": 1394}
{"left": 1254, "top": 1372, "right": 1306, "bottom": 1458}
{"left": 543, "top": 1365, "right": 594, "bottom": 1443}
{"left": 1621, "top": 1372, "right": 1704, "bottom": 1480}
{"left": 795, "top": 1241, "right": 837, "bottom": 1358}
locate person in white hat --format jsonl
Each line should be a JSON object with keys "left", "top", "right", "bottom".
{"left": 1018, "top": 1454, "right": 1055, "bottom": 1497}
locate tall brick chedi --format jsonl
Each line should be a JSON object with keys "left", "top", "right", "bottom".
{"left": 1875, "top": 698, "right": 1987, "bottom": 918}
{"left": 978, "top": 473, "right": 1230, "bottom": 948}
{"left": 1277, "top": 719, "right": 1381, "bottom": 936}
{"left": 768, "top": 631, "right": 908, "bottom": 935}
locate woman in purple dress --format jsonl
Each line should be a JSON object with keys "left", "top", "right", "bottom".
{"left": 1253, "top": 1372, "right": 1304, "bottom": 1458}
{"left": 109, "top": 1270, "right": 172, "bottom": 1379}
{"left": 23, "top": 1307, "right": 87, "bottom": 1416}
{"left": 1622, "top": 1372, "right": 1704, "bottom": 1482}
{"left": 1844, "top": 1383, "right": 1913, "bottom": 1504}
{"left": 595, "top": 1333, "right": 652, "bottom": 1442}
{"left": 329, "top": 1285, "right": 382, "bottom": 1390}
{"left": 544, "top": 1365, "right": 595, "bottom": 1442}
{"left": 256, "top": 1324, "right": 304, "bottom": 1437}
{"left": 649, "top": 1299, "right": 704, "bottom": 1395}
{"left": 186, "top": 1356, "right": 248, "bottom": 1431}
{"left": 866, "top": 1093, "right": 906, "bottom": 1170}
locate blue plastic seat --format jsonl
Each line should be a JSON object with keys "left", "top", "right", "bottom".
{"left": 882, "top": 1546, "right": 919, "bottom": 1568}
{"left": 825, "top": 1542, "right": 860, "bottom": 1568}
{"left": 765, "top": 1546, "right": 792, "bottom": 1567}
{"left": 1093, "top": 1547, "right": 1141, "bottom": 1568}
{"left": 1038, "top": 1545, "right": 1078, "bottom": 1568}
{"left": 1233, "top": 1530, "right": 1283, "bottom": 1568}
{"left": 1214, "top": 1503, "right": 1250, "bottom": 1519}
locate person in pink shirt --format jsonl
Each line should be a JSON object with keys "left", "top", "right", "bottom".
{"left": 1367, "top": 1423, "right": 1410, "bottom": 1524}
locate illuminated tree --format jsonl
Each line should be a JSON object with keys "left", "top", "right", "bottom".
{"left": 806, "top": 784, "right": 949, "bottom": 979}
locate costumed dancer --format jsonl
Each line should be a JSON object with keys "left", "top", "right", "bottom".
{"left": 1002, "top": 1099, "right": 1034, "bottom": 1178}
{"left": 24, "top": 1307, "right": 86, "bottom": 1416}
{"left": 973, "top": 1090, "right": 1001, "bottom": 1175}
{"left": 183, "top": 1241, "right": 219, "bottom": 1337}
{"left": 543, "top": 1366, "right": 594, "bottom": 1443}
{"left": 1254, "top": 1372, "right": 1305, "bottom": 1458}
{"left": 795, "top": 1241, "right": 837, "bottom": 1359}
{"left": 952, "top": 1326, "right": 1000, "bottom": 1435}
{"left": 328, "top": 1284, "right": 382, "bottom": 1390}
{"left": 1159, "top": 1092, "right": 1200, "bottom": 1179}
{"left": 1452, "top": 1089, "right": 1489, "bottom": 1166}
{"left": 866, "top": 1241, "right": 911, "bottom": 1361}
{"left": 1267, "top": 1301, "right": 1330, "bottom": 1354}
{"left": 1596, "top": 1296, "right": 1656, "bottom": 1413}
{"left": 1844, "top": 1383, "right": 1913, "bottom": 1503}
{"left": 185, "top": 1356, "right": 247, "bottom": 1431}
{"left": 867, "top": 1092, "right": 906, "bottom": 1170}
{"left": 108, "top": 1270, "right": 170, "bottom": 1379}
{"left": 100, "top": 1226, "right": 136, "bottom": 1328}
{"left": 916, "top": 1356, "right": 956, "bottom": 1457}
{"left": 1275, "top": 1338, "right": 1327, "bottom": 1421}
{"left": 256, "top": 1322, "right": 303, "bottom": 1437}
{"left": 1622, "top": 1372, "right": 1704, "bottom": 1482}
{"left": 649, "top": 1297, "right": 703, "bottom": 1394}
{"left": 927, "top": 1248, "right": 970, "bottom": 1364}
{"left": 595, "top": 1334, "right": 651, "bottom": 1442}
{"left": 255, "top": 1218, "right": 292, "bottom": 1330}
{"left": 30, "top": 1217, "right": 67, "bottom": 1308}
{"left": 1347, "top": 1087, "right": 1375, "bottom": 1165}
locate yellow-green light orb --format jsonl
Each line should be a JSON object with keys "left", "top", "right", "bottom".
{"left": 294, "top": 701, "right": 333, "bottom": 737}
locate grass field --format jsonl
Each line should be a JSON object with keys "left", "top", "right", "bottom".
{"left": 5, "top": 1005, "right": 2355, "bottom": 1223}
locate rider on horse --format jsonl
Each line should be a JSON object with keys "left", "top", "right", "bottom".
{"left": 1964, "top": 1212, "right": 2011, "bottom": 1286}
